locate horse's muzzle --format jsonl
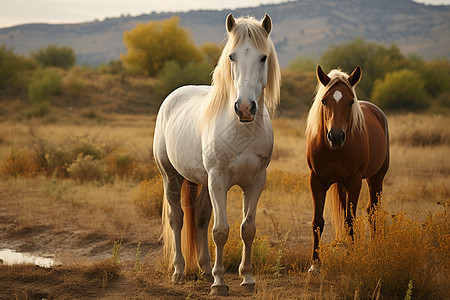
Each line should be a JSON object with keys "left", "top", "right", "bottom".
{"left": 234, "top": 99, "right": 257, "bottom": 122}
{"left": 327, "top": 129, "right": 346, "bottom": 148}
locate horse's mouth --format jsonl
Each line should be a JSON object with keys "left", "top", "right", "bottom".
{"left": 328, "top": 142, "right": 344, "bottom": 151}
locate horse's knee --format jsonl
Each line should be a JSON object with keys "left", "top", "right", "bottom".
{"left": 213, "top": 224, "right": 229, "bottom": 246}
{"left": 168, "top": 207, "right": 183, "bottom": 229}
{"left": 241, "top": 219, "right": 256, "bottom": 243}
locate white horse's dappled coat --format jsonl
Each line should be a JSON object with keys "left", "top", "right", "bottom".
{"left": 153, "top": 13, "right": 281, "bottom": 295}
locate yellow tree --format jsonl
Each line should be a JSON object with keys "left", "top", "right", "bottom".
{"left": 121, "top": 16, "right": 203, "bottom": 76}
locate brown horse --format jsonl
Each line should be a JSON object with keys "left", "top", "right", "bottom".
{"left": 306, "top": 65, "right": 389, "bottom": 271}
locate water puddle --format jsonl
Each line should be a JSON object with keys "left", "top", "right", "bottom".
{"left": 0, "top": 249, "right": 56, "bottom": 268}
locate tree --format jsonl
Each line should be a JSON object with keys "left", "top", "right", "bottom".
{"left": 371, "top": 69, "right": 429, "bottom": 111}
{"left": 155, "top": 60, "right": 212, "bottom": 100}
{"left": 31, "top": 45, "right": 76, "bottom": 70}
{"left": 121, "top": 16, "right": 203, "bottom": 76}
{"left": 0, "top": 46, "right": 27, "bottom": 91}
{"left": 320, "top": 38, "right": 409, "bottom": 99}
{"left": 200, "top": 42, "right": 222, "bottom": 67}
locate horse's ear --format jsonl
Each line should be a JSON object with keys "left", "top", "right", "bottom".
{"left": 317, "top": 65, "right": 331, "bottom": 86}
{"left": 348, "top": 65, "right": 362, "bottom": 87}
{"left": 226, "top": 13, "right": 235, "bottom": 33}
{"left": 262, "top": 14, "right": 272, "bottom": 35}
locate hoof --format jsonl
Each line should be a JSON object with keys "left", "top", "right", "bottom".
{"left": 210, "top": 284, "right": 229, "bottom": 296}
{"left": 171, "top": 273, "right": 185, "bottom": 284}
{"left": 308, "top": 264, "right": 319, "bottom": 276}
{"left": 204, "top": 273, "right": 214, "bottom": 283}
{"left": 241, "top": 283, "right": 256, "bottom": 293}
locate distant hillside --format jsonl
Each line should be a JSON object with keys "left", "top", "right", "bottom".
{"left": 1, "top": 0, "right": 449, "bottom": 66}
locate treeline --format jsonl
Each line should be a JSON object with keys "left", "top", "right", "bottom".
{"left": 1, "top": 17, "right": 449, "bottom": 116}
{"left": 285, "top": 38, "right": 450, "bottom": 113}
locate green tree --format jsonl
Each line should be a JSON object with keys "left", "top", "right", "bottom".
{"left": 286, "top": 55, "right": 317, "bottom": 73}
{"left": 31, "top": 45, "right": 76, "bottom": 69}
{"left": 200, "top": 42, "right": 222, "bottom": 67}
{"left": 0, "top": 46, "right": 26, "bottom": 90}
{"left": 155, "top": 60, "right": 212, "bottom": 100}
{"left": 320, "top": 38, "right": 408, "bottom": 99}
{"left": 121, "top": 16, "right": 203, "bottom": 76}
{"left": 372, "top": 69, "right": 429, "bottom": 111}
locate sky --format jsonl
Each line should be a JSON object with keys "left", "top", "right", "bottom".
{"left": 1, "top": 0, "right": 450, "bottom": 29}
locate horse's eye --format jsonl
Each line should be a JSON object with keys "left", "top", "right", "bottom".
{"left": 349, "top": 100, "right": 354, "bottom": 106}
{"left": 261, "top": 55, "right": 268, "bottom": 63}
{"left": 321, "top": 99, "right": 326, "bottom": 106}
{"left": 228, "top": 54, "right": 234, "bottom": 62}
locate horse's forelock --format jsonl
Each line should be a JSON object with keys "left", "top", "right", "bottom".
{"left": 203, "top": 15, "right": 281, "bottom": 126}
{"left": 306, "top": 69, "right": 365, "bottom": 139}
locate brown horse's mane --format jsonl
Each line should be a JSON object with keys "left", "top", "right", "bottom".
{"left": 305, "top": 69, "right": 366, "bottom": 140}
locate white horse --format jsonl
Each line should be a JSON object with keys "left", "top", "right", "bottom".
{"left": 153, "top": 13, "right": 281, "bottom": 296}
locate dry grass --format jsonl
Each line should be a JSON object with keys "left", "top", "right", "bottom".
{"left": 0, "top": 111, "right": 449, "bottom": 298}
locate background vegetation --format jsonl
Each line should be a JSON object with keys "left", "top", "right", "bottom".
{"left": 0, "top": 17, "right": 449, "bottom": 299}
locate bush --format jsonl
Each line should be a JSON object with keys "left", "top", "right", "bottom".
{"left": 31, "top": 45, "right": 76, "bottom": 69}
{"left": 155, "top": 60, "right": 212, "bottom": 100}
{"left": 0, "top": 46, "right": 26, "bottom": 91}
{"left": 131, "top": 177, "right": 163, "bottom": 218}
{"left": 371, "top": 69, "right": 429, "bottom": 111}
{"left": 67, "top": 154, "right": 108, "bottom": 183}
{"left": 319, "top": 203, "right": 449, "bottom": 298}
{"left": 28, "top": 68, "right": 62, "bottom": 116}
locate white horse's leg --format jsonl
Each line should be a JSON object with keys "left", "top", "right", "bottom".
{"left": 239, "top": 170, "right": 265, "bottom": 290}
{"left": 163, "top": 173, "right": 185, "bottom": 283}
{"left": 208, "top": 176, "right": 230, "bottom": 296}
{"left": 194, "top": 185, "right": 213, "bottom": 282}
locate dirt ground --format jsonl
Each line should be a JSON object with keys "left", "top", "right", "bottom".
{"left": 0, "top": 177, "right": 333, "bottom": 300}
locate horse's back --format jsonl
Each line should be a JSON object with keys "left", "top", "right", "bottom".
{"left": 359, "top": 101, "right": 389, "bottom": 178}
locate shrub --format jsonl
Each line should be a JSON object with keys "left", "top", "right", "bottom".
{"left": 0, "top": 146, "right": 39, "bottom": 178}
{"left": 66, "top": 154, "right": 108, "bottom": 183}
{"left": 132, "top": 177, "right": 163, "bottom": 218}
{"left": 28, "top": 68, "right": 62, "bottom": 116}
{"left": 104, "top": 150, "right": 136, "bottom": 179}
{"left": 372, "top": 69, "right": 429, "bottom": 111}
{"left": 31, "top": 45, "right": 76, "bottom": 70}
{"left": 0, "top": 46, "right": 26, "bottom": 91}
{"left": 319, "top": 203, "right": 449, "bottom": 298}
{"left": 155, "top": 60, "right": 212, "bottom": 101}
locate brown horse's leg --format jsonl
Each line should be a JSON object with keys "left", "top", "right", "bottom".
{"left": 345, "top": 177, "right": 362, "bottom": 237}
{"left": 310, "top": 172, "right": 327, "bottom": 261}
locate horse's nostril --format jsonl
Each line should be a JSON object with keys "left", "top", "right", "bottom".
{"left": 327, "top": 131, "right": 333, "bottom": 142}
{"left": 341, "top": 131, "right": 346, "bottom": 143}
{"left": 250, "top": 101, "right": 257, "bottom": 115}
{"left": 234, "top": 101, "right": 239, "bottom": 114}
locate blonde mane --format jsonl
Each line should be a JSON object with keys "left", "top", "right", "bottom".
{"left": 201, "top": 16, "right": 281, "bottom": 127}
{"left": 306, "top": 69, "right": 366, "bottom": 140}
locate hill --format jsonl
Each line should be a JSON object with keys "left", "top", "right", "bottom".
{"left": 1, "top": 0, "right": 449, "bottom": 66}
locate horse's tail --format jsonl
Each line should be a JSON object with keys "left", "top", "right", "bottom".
{"left": 329, "top": 183, "right": 347, "bottom": 238}
{"left": 161, "top": 179, "right": 200, "bottom": 274}
{"left": 181, "top": 180, "right": 199, "bottom": 274}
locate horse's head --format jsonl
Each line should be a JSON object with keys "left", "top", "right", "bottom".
{"left": 226, "top": 13, "right": 272, "bottom": 122}
{"left": 317, "top": 65, "right": 361, "bottom": 149}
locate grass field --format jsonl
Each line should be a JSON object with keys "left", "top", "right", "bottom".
{"left": 0, "top": 107, "right": 448, "bottom": 299}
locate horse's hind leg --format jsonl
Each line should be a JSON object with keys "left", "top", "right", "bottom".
{"left": 164, "top": 172, "right": 185, "bottom": 282}
{"left": 194, "top": 185, "right": 213, "bottom": 282}
{"left": 366, "top": 157, "right": 389, "bottom": 215}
